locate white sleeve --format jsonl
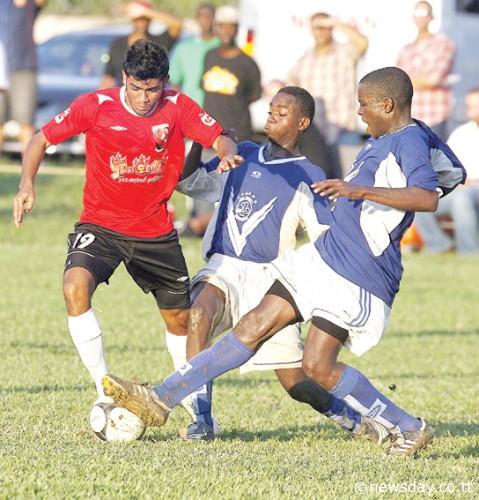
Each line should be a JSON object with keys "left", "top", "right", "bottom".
{"left": 176, "top": 168, "right": 228, "bottom": 203}
{"left": 297, "top": 182, "right": 329, "bottom": 242}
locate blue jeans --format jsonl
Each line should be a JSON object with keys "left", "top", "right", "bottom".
{"left": 414, "top": 186, "right": 479, "bottom": 255}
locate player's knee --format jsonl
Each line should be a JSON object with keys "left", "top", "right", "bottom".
{"left": 288, "top": 379, "right": 330, "bottom": 412}
{"left": 234, "top": 310, "right": 270, "bottom": 348}
{"left": 63, "top": 279, "right": 91, "bottom": 315}
{"left": 302, "top": 356, "right": 335, "bottom": 389}
{"left": 161, "top": 308, "right": 189, "bottom": 335}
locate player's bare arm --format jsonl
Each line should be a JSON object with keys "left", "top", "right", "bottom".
{"left": 13, "top": 131, "right": 51, "bottom": 227}
{"left": 212, "top": 134, "right": 244, "bottom": 173}
{"left": 312, "top": 179, "right": 439, "bottom": 212}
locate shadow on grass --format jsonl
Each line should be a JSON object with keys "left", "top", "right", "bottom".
{"left": 8, "top": 341, "right": 72, "bottom": 354}
{"left": 7, "top": 340, "right": 164, "bottom": 355}
{"left": 142, "top": 423, "right": 344, "bottom": 443}
{"left": 431, "top": 421, "right": 479, "bottom": 437}
{"left": 0, "top": 384, "right": 89, "bottom": 395}
{"left": 390, "top": 329, "right": 479, "bottom": 338}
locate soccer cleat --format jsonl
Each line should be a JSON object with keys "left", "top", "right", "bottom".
{"left": 101, "top": 374, "right": 170, "bottom": 427}
{"left": 387, "top": 419, "right": 434, "bottom": 456}
{"left": 353, "top": 416, "right": 391, "bottom": 445}
{"left": 183, "top": 421, "right": 216, "bottom": 441}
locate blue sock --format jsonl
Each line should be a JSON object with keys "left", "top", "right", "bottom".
{"left": 331, "top": 365, "right": 421, "bottom": 432}
{"left": 191, "top": 382, "right": 213, "bottom": 427}
{"left": 154, "top": 332, "right": 254, "bottom": 409}
{"left": 325, "top": 395, "right": 362, "bottom": 432}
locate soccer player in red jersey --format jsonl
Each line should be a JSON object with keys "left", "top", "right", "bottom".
{"left": 13, "top": 40, "right": 243, "bottom": 413}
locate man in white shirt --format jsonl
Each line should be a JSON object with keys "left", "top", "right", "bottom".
{"left": 415, "top": 88, "right": 479, "bottom": 254}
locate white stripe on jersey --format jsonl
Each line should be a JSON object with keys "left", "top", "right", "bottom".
{"left": 359, "top": 152, "right": 407, "bottom": 257}
{"left": 225, "top": 187, "right": 277, "bottom": 257}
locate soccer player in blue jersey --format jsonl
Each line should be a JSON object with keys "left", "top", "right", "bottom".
{"left": 173, "top": 86, "right": 370, "bottom": 440}
{"left": 102, "top": 68, "right": 465, "bottom": 455}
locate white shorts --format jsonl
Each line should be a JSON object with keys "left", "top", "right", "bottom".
{"left": 191, "top": 254, "right": 303, "bottom": 373}
{"left": 270, "top": 243, "right": 391, "bottom": 356}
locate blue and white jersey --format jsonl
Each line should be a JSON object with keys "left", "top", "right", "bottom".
{"left": 316, "top": 120, "right": 465, "bottom": 307}
{"left": 177, "top": 141, "right": 330, "bottom": 262}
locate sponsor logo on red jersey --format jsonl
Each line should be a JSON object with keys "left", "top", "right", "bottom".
{"left": 109, "top": 152, "right": 164, "bottom": 181}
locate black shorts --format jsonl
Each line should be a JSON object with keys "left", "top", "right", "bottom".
{"left": 64, "top": 223, "right": 190, "bottom": 309}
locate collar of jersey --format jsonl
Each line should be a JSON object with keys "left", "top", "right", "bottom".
{"left": 258, "top": 145, "right": 306, "bottom": 164}
{"left": 119, "top": 86, "right": 159, "bottom": 117}
{"left": 377, "top": 122, "right": 417, "bottom": 139}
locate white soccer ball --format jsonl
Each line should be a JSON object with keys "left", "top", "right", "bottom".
{"left": 89, "top": 402, "right": 146, "bottom": 442}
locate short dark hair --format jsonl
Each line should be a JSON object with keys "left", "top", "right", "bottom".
{"left": 197, "top": 3, "right": 215, "bottom": 15}
{"left": 123, "top": 40, "right": 169, "bottom": 80}
{"left": 277, "top": 86, "right": 315, "bottom": 122}
{"left": 311, "top": 12, "right": 330, "bottom": 22}
{"left": 359, "top": 67, "right": 413, "bottom": 108}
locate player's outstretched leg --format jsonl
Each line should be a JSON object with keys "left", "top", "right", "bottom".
{"left": 277, "top": 369, "right": 389, "bottom": 444}
{"left": 102, "top": 374, "right": 170, "bottom": 427}
{"left": 181, "top": 283, "right": 226, "bottom": 440}
{"left": 328, "top": 366, "right": 434, "bottom": 456}
{"left": 103, "top": 331, "right": 255, "bottom": 426}
{"left": 303, "top": 326, "right": 433, "bottom": 456}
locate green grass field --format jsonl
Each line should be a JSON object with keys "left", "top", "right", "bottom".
{"left": 1, "top": 162, "right": 478, "bottom": 499}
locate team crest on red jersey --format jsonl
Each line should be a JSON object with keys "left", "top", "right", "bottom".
{"left": 152, "top": 123, "right": 170, "bottom": 152}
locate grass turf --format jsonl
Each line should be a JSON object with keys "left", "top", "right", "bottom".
{"left": 1, "top": 165, "right": 478, "bottom": 498}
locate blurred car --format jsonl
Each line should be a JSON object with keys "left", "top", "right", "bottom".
{"left": 3, "top": 23, "right": 179, "bottom": 155}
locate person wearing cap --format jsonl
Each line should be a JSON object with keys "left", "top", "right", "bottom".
{"left": 201, "top": 5, "right": 262, "bottom": 142}
{"left": 101, "top": 0, "right": 182, "bottom": 88}
{"left": 396, "top": 1, "right": 456, "bottom": 140}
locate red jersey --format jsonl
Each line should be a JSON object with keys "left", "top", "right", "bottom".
{"left": 42, "top": 87, "right": 223, "bottom": 237}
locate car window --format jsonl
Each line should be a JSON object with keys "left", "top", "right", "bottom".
{"left": 38, "top": 35, "right": 112, "bottom": 78}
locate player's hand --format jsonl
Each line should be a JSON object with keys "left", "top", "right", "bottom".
{"left": 311, "top": 179, "right": 364, "bottom": 200}
{"left": 216, "top": 154, "right": 244, "bottom": 173}
{"left": 13, "top": 185, "right": 35, "bottom": 228}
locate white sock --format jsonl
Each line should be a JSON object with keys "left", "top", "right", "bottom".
{"left": 68, "top": 309, "right": 108, "bottom": 400}
{"left": 165, "top": 331, "right": 197, "bottom": 421}
{"left": 165, "top": 330, "right": 188, "bottom": 369}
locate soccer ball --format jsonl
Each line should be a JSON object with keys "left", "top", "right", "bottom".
{"left": 89, "top": 402, "right": 146, "bottom": 442}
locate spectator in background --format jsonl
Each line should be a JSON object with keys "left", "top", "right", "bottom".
{"left": 396, "top": 1, "right": 455, "bottom": 140}
{"left": 170, "top": 4, "right": 219, "bottom": 239}
{"left": 180, "top": 5, "right": 261, "bottom": 238}
{"left": 0, "top": 40, "right": 8, "bottom": 97}
{"left": 202, "top": 5, "right": 262, "bottom": 142}
{"left": 169, "top": 3, "right": 219, "bottom": 106}
{"left": 288, "top": 12, "right": 368, "bottom": 149}
{"left": 0, "top": 0, "right": 47, "bottom": 154}
{"left": 101, "top": 0, "right": 182, "bottom": 88}
{"left": 415, "top": 88, "right": 479, "bottom": 255}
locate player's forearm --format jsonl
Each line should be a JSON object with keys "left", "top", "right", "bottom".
{"left": 180, "top": 142, "right": 203, "bottom": 180}
{"left": 147, "top": 9, "right": 182, "bottom": 37}
{"left": 213, "top": 134, "right": 237, "bottom": 158}
{"left": 19, "top": 131, "right": 49, "bottom": 188}
{"left": 335, "top": 21, "right": 368, "bottom": 57}
{"left": 359, "top": 186, "right": 439, "bottom": 212}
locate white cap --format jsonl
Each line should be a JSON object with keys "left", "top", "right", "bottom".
{"left": 215, "top": 5, "right": 239, "bottom": 24}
